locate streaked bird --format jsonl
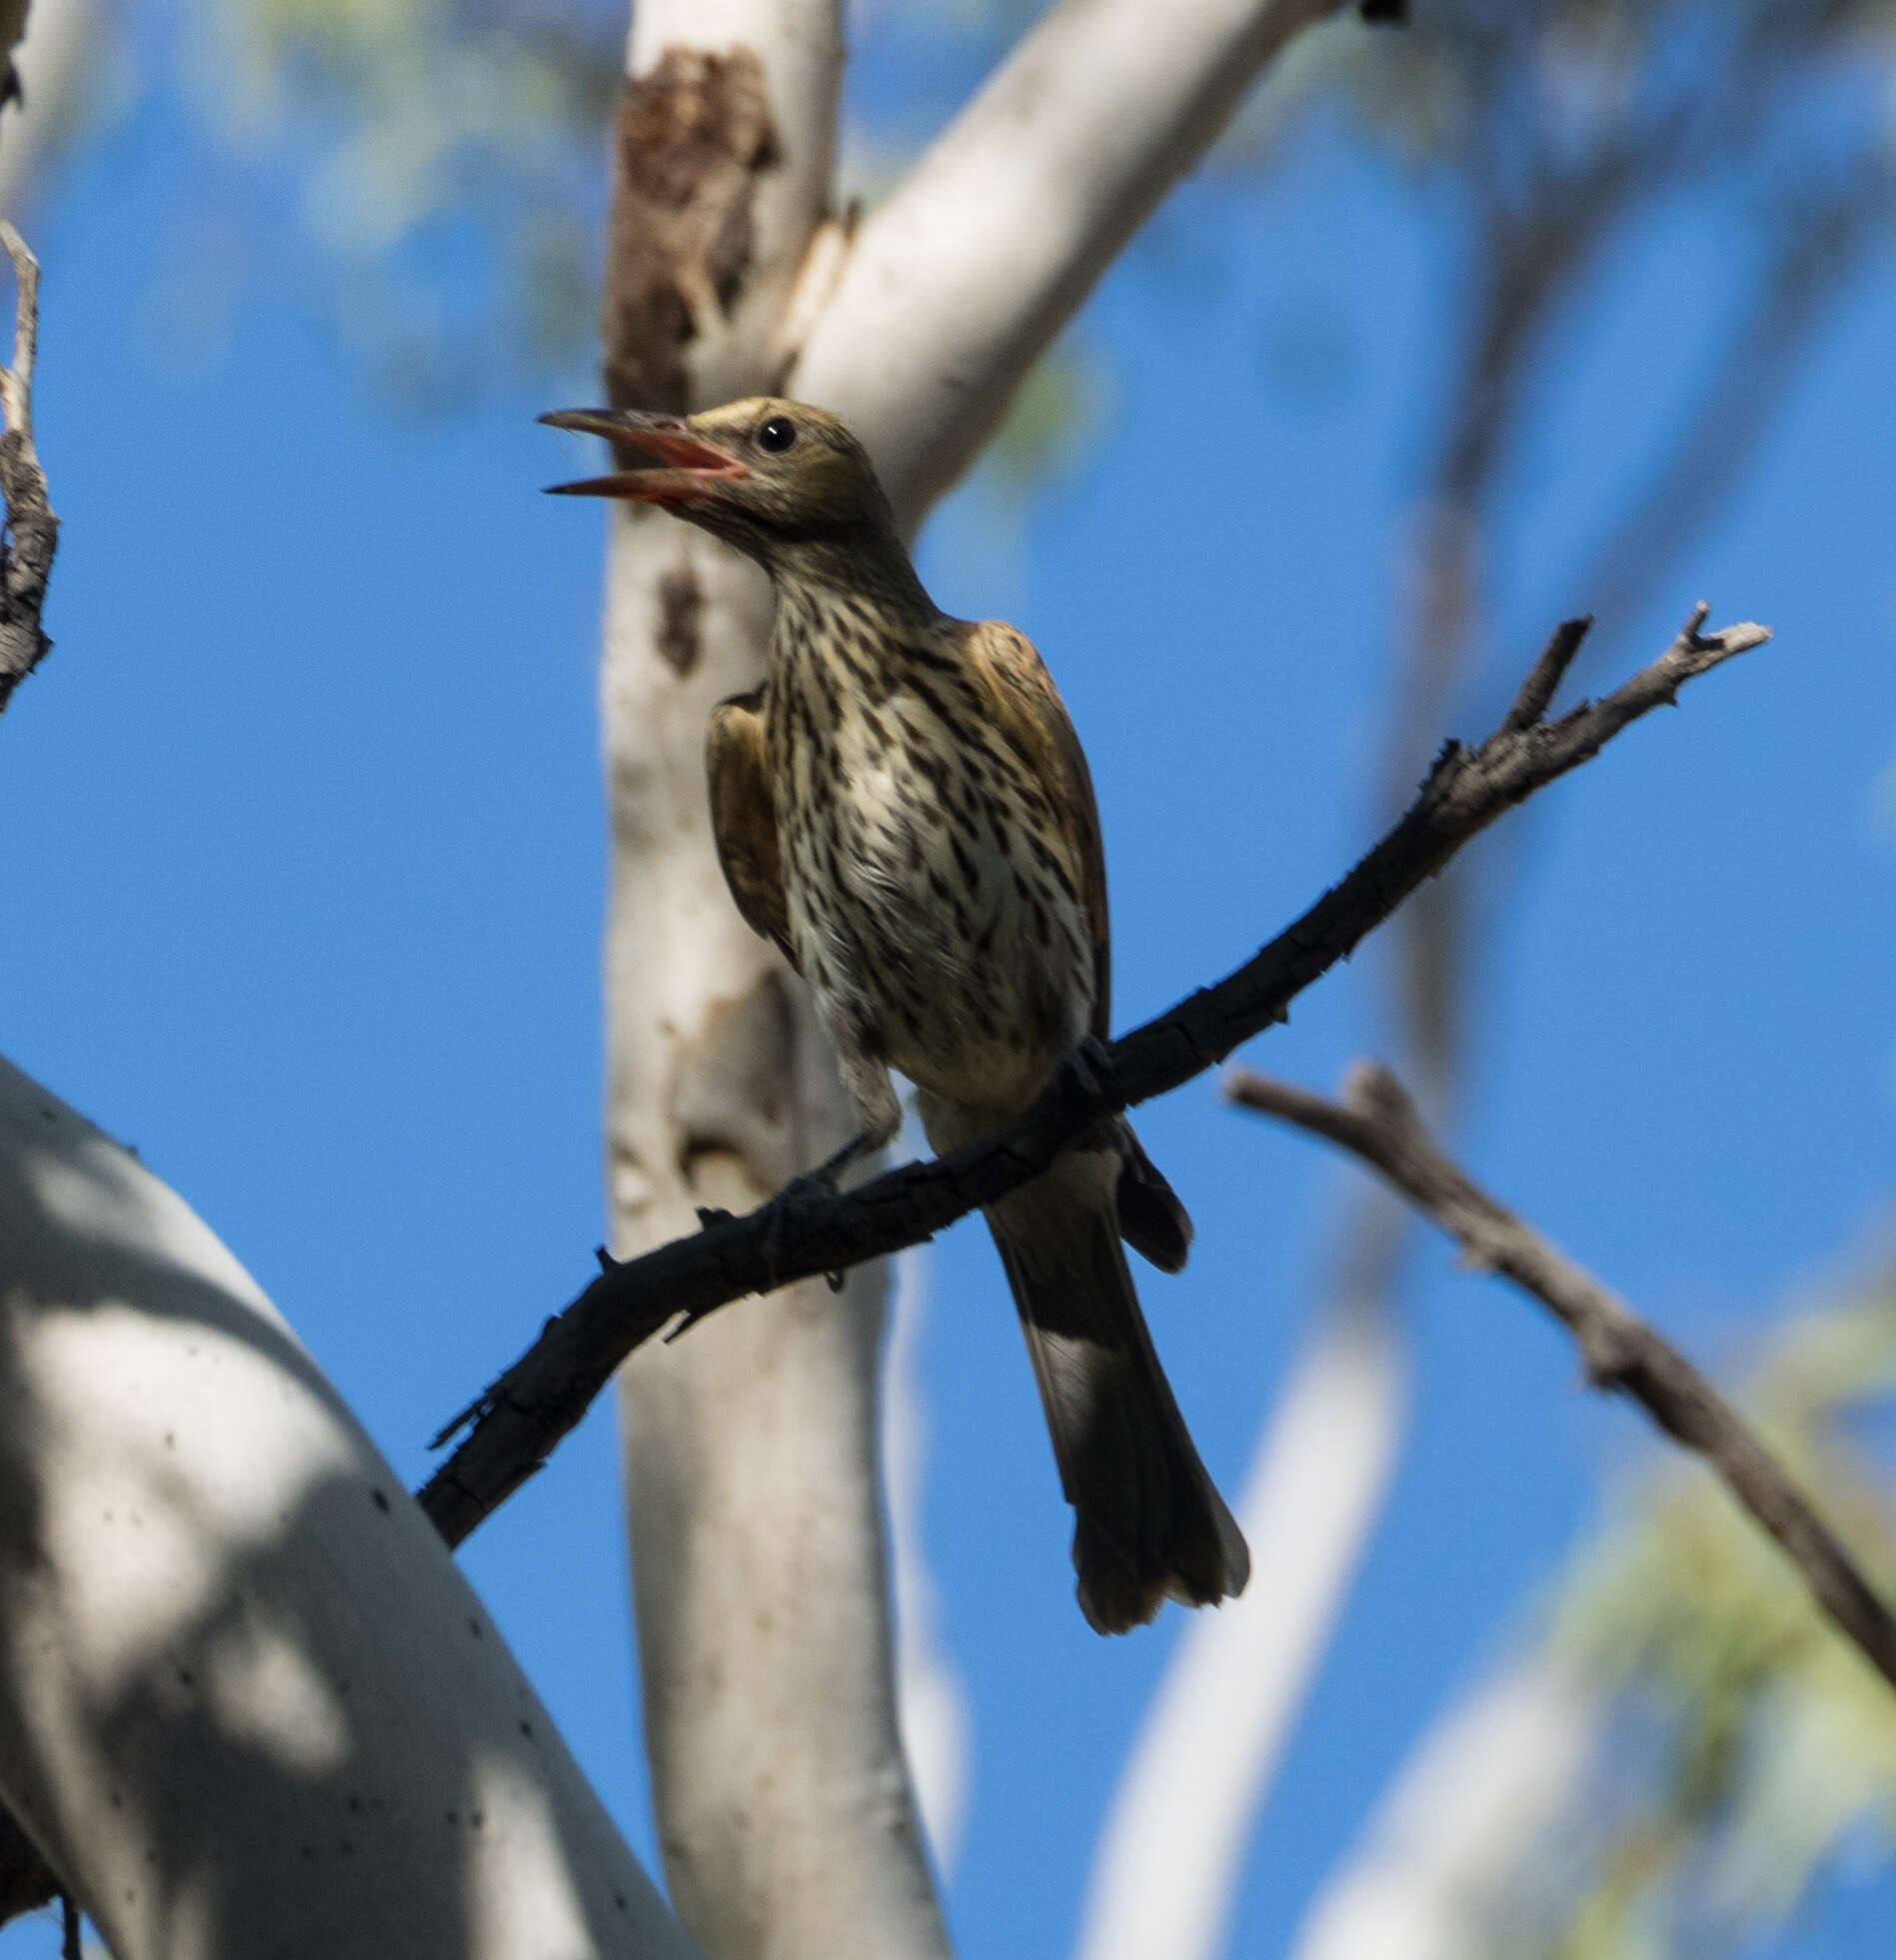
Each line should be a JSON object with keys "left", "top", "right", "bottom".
{"left": 543, "top": 398, "right": 1248, "bottom": 1633}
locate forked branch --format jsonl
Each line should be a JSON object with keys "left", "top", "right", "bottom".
{"left": 417, "top": 605, "right": 1769, "bottom": 1547}
{"left": 1226, "top": 1061, "right": 1896, "bottom": 1693}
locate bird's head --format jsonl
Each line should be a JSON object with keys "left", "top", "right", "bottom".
{"left": 539, "top": 398, "right": 907, "bottom": 581}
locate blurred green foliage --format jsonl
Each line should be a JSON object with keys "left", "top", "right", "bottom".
{"left": 167, "top": 0, "right": 620, "bottom": 396}
{"left": 1482, "top": 1280, "right": 1896, "bottom": 1957}
{"left": 150, "top": 0, "right": 1101, "bottom": 437}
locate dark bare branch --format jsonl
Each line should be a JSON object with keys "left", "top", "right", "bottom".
{"left": 1226, "top": 1060, "right": 1896, "bottom": 1694}
{"left": 0, "top": 222, "right": 55, "bottom": 718}
{"left": 416, "top": 606, "right": 1769, "bottom": 1548}
{"left": 1499, "top": 615, "right": 1591, "bottom": 736}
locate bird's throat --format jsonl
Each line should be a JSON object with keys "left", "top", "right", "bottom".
{"left": 762, "top": 529, "right": 936, "bottom": 631}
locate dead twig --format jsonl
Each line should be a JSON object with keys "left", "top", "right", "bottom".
{"left": 1225, "top": 1059, "right": 1896, "bottom": 1694}
{"left": 416, "top": 605, "right": 1769, "bottom": 1549}
{"left": 0, "top": 221, "right": 55, "bottom": 718}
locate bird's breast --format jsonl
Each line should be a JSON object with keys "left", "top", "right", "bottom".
{"left": 772, "top": 668, "right": 1094, "bottom": 1109}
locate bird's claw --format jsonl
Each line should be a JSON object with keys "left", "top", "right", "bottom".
{"left": 762, "top": 1157, "right": 848, "bottom": 1290}
{"left": 1056, "top": 1033, "right": 1123, "bottom": 1114}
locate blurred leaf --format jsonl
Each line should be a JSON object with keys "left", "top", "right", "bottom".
{"left": 167, "top": 0, "right": 619, "bottom": 400}
{"left": 1481, "top": 1280, "right": 1896, "bottom": 1957}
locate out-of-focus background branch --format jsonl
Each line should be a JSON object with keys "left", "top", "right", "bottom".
{"left": 1228, "top": 1058, "right": 1896, "bottom": 1690}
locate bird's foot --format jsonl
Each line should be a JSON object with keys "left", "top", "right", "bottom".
{"left": 804, "top": 1128, "right": 880, "bottom": 1192}
{"left": 1054, "top": 1034, "right": 1125, "bottom": 1115}
{"left": 763, "top": 1131, "right": 878, "bottom": 1290}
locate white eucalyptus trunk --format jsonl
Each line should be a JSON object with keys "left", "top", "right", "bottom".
{"left": 792, "top": 0, "right": 1343, "bottom": 526}
{"left": 596, "top": 2, "right": 1346, "bottom": 1955}
{"left": 0, "top": 1055, "right": 698, "bottom": 1960}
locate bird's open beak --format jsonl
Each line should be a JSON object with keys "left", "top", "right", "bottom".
{"left": 539, "top": 408, "right": 750, "bottom": 504}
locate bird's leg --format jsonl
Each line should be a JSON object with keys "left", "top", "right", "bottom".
{"left": 798, "top": 1125, "right": 883, "bottom": 1194}
{"left": 1053, "top": 1033, "right": 1124, "bottom": 1115}
{"left": 799, "top": 1049, "right": 902, "bottom": 1194}
{"left": 764, "top": 1055, "right": 901, "bottom": 1289}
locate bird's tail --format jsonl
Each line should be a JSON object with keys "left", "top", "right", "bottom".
{"left": 984, "top": 1139, "right": 1250, "bottom": 1635}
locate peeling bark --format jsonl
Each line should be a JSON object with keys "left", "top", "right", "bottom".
{"left": 604, "top": 48, "right": 783, "bottom": 415}
{"left": 671, "top": 973, "right": 797, "bottom": 1192}
{"left": 654, "top": 568, "right": 703, "bottom": 675}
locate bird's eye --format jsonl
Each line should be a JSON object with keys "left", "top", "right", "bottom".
{"left": 758, "top": 415, "right": 798, "bottom": 453}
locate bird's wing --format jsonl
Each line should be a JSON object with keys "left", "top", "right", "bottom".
{"left": 963, "top": 619, "right": 1110, "bottom": 1034}
{"left": 706, "top": 687, "right": 797, "bottom": 969}
{"left": 965, "top": 623, "right": 1193, "bottom": 1271}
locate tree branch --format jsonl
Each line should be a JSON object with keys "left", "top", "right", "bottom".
{"left": 0, "top": 221, "right": 54, "bottom": 718}
{"left": 417, "top": 605, "right": 1768, "bottom": 1548}
{"left": 1224, "top": 1060, "right": 1896, "bottom": 1694}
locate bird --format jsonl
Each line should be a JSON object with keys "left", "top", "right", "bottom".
{"left": 541, "top": 396, "right": 1249, "bottom": 1634}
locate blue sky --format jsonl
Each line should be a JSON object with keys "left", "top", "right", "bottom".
{"left": 3, "top": 16, "right": 1896, "bottom": 1956}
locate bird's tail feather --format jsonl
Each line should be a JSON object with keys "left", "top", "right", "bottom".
{"left": 1114, "top": 1119, "right": 1193, "bottom": 1273}
{"left": 987, "top": 1146, "right": 1249, "bottom": 1635}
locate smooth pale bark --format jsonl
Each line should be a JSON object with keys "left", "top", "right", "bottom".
{"left": 0, "top": 1055, "right": 698, "bottom": 1960}
{"left": 1074, "top": 1303, "right": 1406, "bottom": 1960}
{"left": 599, "top": 1, "right": 1346, "bottom": 1954}
{"left": 792, "top": 0, "right": 1346, "bottom": 527}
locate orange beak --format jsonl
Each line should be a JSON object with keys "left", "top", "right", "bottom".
{"left": 539, "top": 408, "right": 750, "bottom": 504}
